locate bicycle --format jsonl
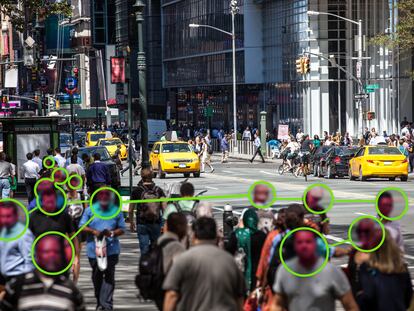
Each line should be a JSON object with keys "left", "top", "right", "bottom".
{"left": 278, "top": 149, "right": 297, "bottom": 176}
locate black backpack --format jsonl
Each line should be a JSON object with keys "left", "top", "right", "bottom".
{"left": 135, "top": 238, "right": 175, "bottom": 300}
{"left": 266, "top": 232, "right": 295, "bottom": 289}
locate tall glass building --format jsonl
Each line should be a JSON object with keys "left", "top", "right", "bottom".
{"left": 161, "top": 0, "right": 413, "bottom": 136}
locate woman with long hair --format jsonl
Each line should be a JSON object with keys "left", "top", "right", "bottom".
{"left": 348, "top": 229, "right": 412, "bottom": 311}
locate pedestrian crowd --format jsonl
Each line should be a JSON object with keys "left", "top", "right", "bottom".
{"left": 0, "top": 120, "right": 413, "bottom": 311}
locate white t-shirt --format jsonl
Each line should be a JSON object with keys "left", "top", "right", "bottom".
{"left": 67, "top": 163, "right": 85, "bottom": 176}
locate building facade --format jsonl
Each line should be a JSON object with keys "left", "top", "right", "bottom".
{"left": 161, "top": 0, "right": 413, "bottom": 137}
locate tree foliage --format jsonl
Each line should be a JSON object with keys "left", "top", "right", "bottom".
{"left": 0, "top": 0, "right": 71, "bottom": 32}
{"left": 370, "top": 0, "right": 414, "bottom": 50}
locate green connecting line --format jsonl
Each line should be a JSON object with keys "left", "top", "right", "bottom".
{"left": 124, "top": 193, "right": 248, "bottom": 204}
{"left": 331, "top": 240, "right": 350, "bottom": 247}
{"left": 334, "top": 199, "right": 375, "bottom": 204}
{"left": 275, "top": 197, "right": 302, "bottom": 202}
{"left": 71, "top": 216, "right": 95, "bottom": 240}
{"left": 29, "top": 207, "right": 38, "bottom": 214}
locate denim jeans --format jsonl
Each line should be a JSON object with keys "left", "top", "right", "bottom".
{"left": 137, "top": 223, "right": 162, "bottom": 255}
{"left": 0, "top": 179, "right": 11, "bottom": 199}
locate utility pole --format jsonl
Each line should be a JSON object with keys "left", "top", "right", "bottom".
{"left": 134, "top": 0, "right": 149, "bottom": 168}
{"left": 357, "top": 19, "right": 364, "bottom": 136}
{"left": 230, "top": 0, "right": 238, "bottom": 152}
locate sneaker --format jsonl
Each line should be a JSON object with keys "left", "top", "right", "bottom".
{"left": 211, "top": 168, "right": 215, "bottom": 173}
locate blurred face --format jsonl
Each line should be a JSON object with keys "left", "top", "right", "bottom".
{"left": 294, "top": 231, "right": 317, "bottom": 262}
{"left": 54, "top": 170, "right": 66, "bottom": 183}
{"left": 0, "top": 207, "right": 18, "bottom": 229}
{"left": 42, "top": 193, "right": 57, "bottom": 213}
{"left": 97, "top": 190, "right": 111, "bottom": 210}
{"left": 378, "top": 196, "right": 394, "bottom": 217}
{"left": 253, "top": 185, "right": 270, "bottom": 205}
{"left": 356, "top": 219, "right": 381, "bottom": 249}
{"left": 306, "top": 188, "right": 323, "bottom": 210}
{"left": 37, "top": 180, "right": 54, "bottom": 193}
{"left": 36, "top": 236, "right": 63, "bottom": 272}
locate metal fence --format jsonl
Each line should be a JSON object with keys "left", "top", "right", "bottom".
{"left": 211, "top": 139, "right": 274, "bottom": 158}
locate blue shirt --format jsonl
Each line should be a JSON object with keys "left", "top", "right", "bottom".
{"left": 0, "top": 224, "right": 34, "bottom": 276}
{"left": 87, "top": 161, "right": 110, "bottom": 184}
{"left": 79, "top": 207, "right": 126, "bottom": 259}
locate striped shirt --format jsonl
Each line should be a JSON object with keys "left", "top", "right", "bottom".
{"left": 0, "top": 272, "right": 85, "bottom": 311}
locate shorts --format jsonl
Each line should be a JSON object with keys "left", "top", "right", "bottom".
{"left": 287, "top": 152, "right": 297, "bottom": 160}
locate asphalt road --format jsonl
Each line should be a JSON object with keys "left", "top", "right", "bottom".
{"left": 78, "top": 157, "right": 414, "bottom": 310}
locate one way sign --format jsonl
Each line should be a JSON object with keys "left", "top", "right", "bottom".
{"left": 354, "top": 94, "right": 369, "bottom": 100}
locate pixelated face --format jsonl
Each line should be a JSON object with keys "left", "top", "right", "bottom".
{"left": 42, "top": 192, "right": 57, "bottom": 213}
{"left": 97, "top": 190, "right": 111, "bottom": 210}
{"left": 378, "top": 196, "right": 394, "bottom": 217}
{"left": 294, "top": 231, "right": 317, "bottom": 261}
{"left": 253, "top": 185, "right": 270, "bottom": 205}
{"left": 36, "top": 236, "right": 63, "bottom": 272}
{"left": 54, "top": 170, "right": 67, "bottom": 183}
{"left": 0, "top": 206, "right": 18, "bottom": 229}
{"left": 356, "top": 219, "right": 381, "bottom": 249}
{"left": 306, "top": 188, "right": 323, "bottom": 209}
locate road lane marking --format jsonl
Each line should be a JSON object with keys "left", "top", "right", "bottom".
{"left": 206, "top": 186, "right": 219, "bottom": 190}
{"left": 354, "top": 212, "right": 371, "bottom": 216}
{"left": 260, "top": 170, "right": 275, "bottom": 175}
{"left": 222, "top": 170, "right": 235, "bottom": 174}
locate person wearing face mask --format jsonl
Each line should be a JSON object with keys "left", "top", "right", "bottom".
{"left": 270, "top": 230, "right": 358, "bottom": 311}
{"left": 0, "top": 235, "right": 85, "bottom": 311}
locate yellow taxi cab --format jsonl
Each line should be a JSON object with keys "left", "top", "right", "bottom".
{"left": 96, "top": 138, "right": 128, "bottom": 160}
{"left": 86, "top": 131, "right": 112, "bottom": 147}
{"left": 150, "top": 141, "right": 200, "bottom": 178}
{"left": 349, "top": 145, "right": 408, "bottom": 181}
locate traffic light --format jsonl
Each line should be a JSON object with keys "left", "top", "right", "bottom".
{"left": 367, "top": 111, "right": 376, "bottom": 121}
{"left": 296, "top": 58, "right": 304, "bottom": 74}
{"left": 56, "top": 99, "right": 60, "bottom": 110}
{"left": 72, "top": 67, "right": 79, "bottom": 77}
{"left": 303, "top": 57, "right": 310, "bottom": 74}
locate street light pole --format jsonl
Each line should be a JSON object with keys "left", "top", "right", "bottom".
{"left": 189, "top": 0, "right": 239, "bottom": 150}
{"left": 134, "top": 0, "right": 149, "bottom": 168}
{"left": 307, "top": 11, "right": 364, "bottom": 136}
{"left": 230, "top": 0, "right": 238, "bottom": 152}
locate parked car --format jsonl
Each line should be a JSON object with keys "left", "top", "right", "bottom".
{"left": 319, "top": 146, "right": 359, "bottom": 178}
{"left": 78, "top": 146, "right": 121, "bottom": 188}
{"left": 311, "top": 145, "right": 332, "bottom": 177}
{"left": 349, "top": 146, "right": 408, "bottom": 181}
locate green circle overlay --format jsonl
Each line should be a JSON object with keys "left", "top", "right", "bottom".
{"left": 247, "top": 181, "right": 277, "bottom": 209}
{"left": 43, "top": 156, "right": 56, "bottom": 169}
{"left": 303, "top": 183, "right": 334, "bottom": 215}
{"left": 52, "top": 167, "right": 69, "bottom": 185}
{"left": 89, "top": 187, "right": 122, "bottom": 220}
{"left": 348, "top": 215, "right": 386, "bottom": 253}
{"left": 37, "top": 185, "right": 68, "bottom": 216}
{"left": 31, "top": 231, "right": 75, "bottom": 276}
{"left": 0, "top": 199, "right": 30, "bottom": 242}
{"left": 375, "top": 188, "right": 409, "bottom": 221}
{"left": 279, "top": 227, "right": 330, "bottom": 278}
{"left": 34, "top": 178, "right": 55, "bottom": 198}
{"left": 67, "top": 174, "right": 83, "bottom": 191}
